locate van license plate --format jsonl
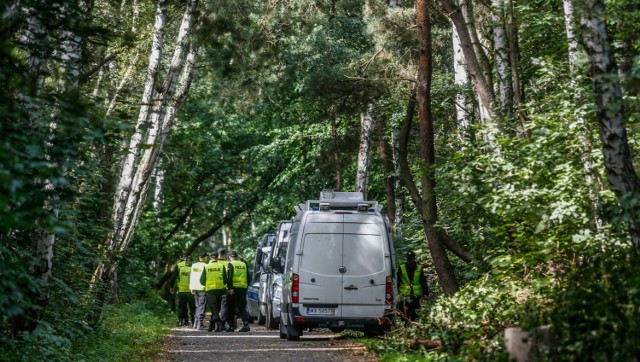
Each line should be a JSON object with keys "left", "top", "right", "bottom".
{"left": 306, "top": 307, "right": 335, "bottom": 315}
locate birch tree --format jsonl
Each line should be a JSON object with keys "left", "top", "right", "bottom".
{"left": 562, "top": 0, "right": 603, "bottom": 229}
{"left": 90, "top": 0, "right": 201, "bottom": 320}
{"left": 492, "top": 0, "right": 513, "bottom": 122}
{"left": 580, "top": 0, "right": 640, "bottom": 255}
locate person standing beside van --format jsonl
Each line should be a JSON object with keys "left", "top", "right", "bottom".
{"left": 226, "top": 250, "right": 251, "bottom": 332}
{"left": 397, "top": 251, "right": 428, "bottom": 321}
{"left": 190, "top": 252, "right": 208, "bottom": 329}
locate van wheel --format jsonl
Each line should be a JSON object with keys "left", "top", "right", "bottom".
{"left": 285, "top": 324, "right": 302, "bottom": 341}
{"left": 258, "top": 311, "right": 266, "bottom": 325}
{"left": 279, "top": 321, "right": 287, "bottom": 339}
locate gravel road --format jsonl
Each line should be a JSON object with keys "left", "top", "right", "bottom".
{"left": 158, "top": 322, "right": 378, "bottom": 362}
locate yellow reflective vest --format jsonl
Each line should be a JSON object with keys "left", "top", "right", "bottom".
{"left": 204, "top": 261, "right": 226, "bottom": 291}
{"left": 230, "top": 260, "right": 248, "bottom": 288}
{"left": 177, "top": 265, "right": 191, "bottom": 293}
{"left": 399, "top": 264, "right": 422, "bottom": 296}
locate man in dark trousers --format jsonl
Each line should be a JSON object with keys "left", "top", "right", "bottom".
{"left": 225, "top": 250, "right": 251, "bottom": 332}
{"left": 170, "top": 256, "right": 195, "bottom": 327}
{"left": 200, "top": 251, "right": 228, "bottom": 332}
{"left": 397, "top": 251, "right": 428, "bottom": 321}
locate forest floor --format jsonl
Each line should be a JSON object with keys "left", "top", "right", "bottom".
{"left": 156, "top": 321, "right": 379, "bottom": 362}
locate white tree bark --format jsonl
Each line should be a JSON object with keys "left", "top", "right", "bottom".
{"left": 562, "top": 0, "right": 602, "bottom": 229}
{"left": 92, "top": 0, "right": 201, "bottom": 299}
{"left": 356, "top": 104, "right": 375, "bottom": 200}
{"left": 581, "top": 0, "right": 640, "bottom": 254}
{"left": 452, "top": 23, "right": 472, "bottom": 140}
{"left": 492, "top": 0, "right": 513, "bottom": 121}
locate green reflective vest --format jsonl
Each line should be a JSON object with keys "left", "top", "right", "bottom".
{"left": 177, "top": 265, "right": 191, "bottom": 293}
{"left": 204, "top": 261, "right": 226, "bottom": 291}
{"left": 230, "top": 260, "right": 248, "bottom": 288}
{"left": 399, "top": 264, "right": 422, "bottom": 296}
{"left": 177, "top": 260, "right": 186, "bottom": 268}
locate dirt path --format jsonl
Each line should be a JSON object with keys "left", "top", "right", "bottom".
{"left": 157, "top": 322, "right": 378, "bottom": 362}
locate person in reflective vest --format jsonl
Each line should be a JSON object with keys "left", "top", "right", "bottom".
{"left": 200, "top": 251, "right": 228, "bottom": 332}
{"left": 190, "top": 252, "right": 208, "bottom": 329}
{"left": 170, "top": 256, "right": 195, "bottom": 327}
{"left": 225, "top": 250, "right": 251, "bottom": 332}
{"left": 397, "top": 251, "right": 428, "bottom": 321}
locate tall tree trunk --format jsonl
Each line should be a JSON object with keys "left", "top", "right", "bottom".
{"left": 391, "top": 127, "right": 404, "bottom": 235}
{"left": 89, "top": 0, "right": 200, "bottom": 324}
{"left": 506, "top": 0, "right": 526, "bottom": 136}
{"left": 407, "top": 0, "right": 458, "bottom": 295}
{"left": 492, "top": 0, "right": 513, "bottom": 123}
{"left": 451, "top": 22, "right": 473, "bottom": 141}
{"left": 581, "top": 0, "right": 640, "bottom": 255}
{"left": 331, "top": 110, "right": 343, "bottom": 191}
{"left": 377, "top": 116, "right": 396, "bottom": 226}
{"left": 563, "top": 0, "right": 603, "bottom": 230}
{"left": 441, "top": 0, "right": 497, "bottom": 121}
{"left": 356, "top": 104, "right": 375, "bottom": 200}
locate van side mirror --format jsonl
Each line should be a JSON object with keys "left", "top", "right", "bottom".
{"left": 261, "top": 256, "right": 270, "bottom": 272}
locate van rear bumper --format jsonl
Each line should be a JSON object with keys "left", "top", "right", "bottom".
{"left": 283, "top": 303, "right": 394, "bottom": 330}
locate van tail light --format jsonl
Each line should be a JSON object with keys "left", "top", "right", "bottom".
{"left": 385, "top": 276, "right": 393, "bottom": 306}
{"left": 292, "top": 273, "right": 299, "bottom": 303}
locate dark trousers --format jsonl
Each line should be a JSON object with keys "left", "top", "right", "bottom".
{"left": 177, "top": 292, "right": 195, "bottom": 322}
{"left": 205, "top": 289, "right": 227, "bottom": 322}
{"left": 398, "top": 295, "right": 420, "bottom": 321}
{"left": 226, "top": 288, "right": 249, "bottom": 327}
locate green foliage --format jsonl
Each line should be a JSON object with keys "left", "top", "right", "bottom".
{"left": 71, "top": 300, "right": 169, "bottom": 362}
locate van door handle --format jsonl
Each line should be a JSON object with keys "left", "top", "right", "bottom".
{"left": 344, "top": 285, "right": 358, "bottom": 291}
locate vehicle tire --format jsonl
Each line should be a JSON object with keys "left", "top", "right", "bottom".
{"left": 363, "top": 327, "right": 380, "bottom": 338}
{"left": 258, "top": 311, "right": 266, "bottom": 325}
{"left": 279, "top": 322, "right": 287, "bottom": 339}
{"left": 285, "top": 325, "right": 300, "bottom": 341}
{"left": 266, "top": 302, "right": 278, "bottom": 329}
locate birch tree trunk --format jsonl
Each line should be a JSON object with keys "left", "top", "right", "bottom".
{"left": 563, "top": 0, "right": 603, "bottom": 229}
{"left": 492, "top": 0, "right": 513, "bottom": 122}
{"left": 90, "top": 0, "right": 201, "bottom": 322}
{"left": 356, "top": 104, "right": 375, "bottom": 200}
{"left": 452, "top": 22, "right": 473, "bottom": 140}
{"left": 581, "top": 0, "right": 640, "bottom": 255}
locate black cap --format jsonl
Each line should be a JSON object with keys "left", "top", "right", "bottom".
{"left": 210, "top": 251, "right": 218, "bottom": 258}
{"left": 406, "top": 251, "right": 416, "bottom": 259}
{"left": 198, "top": 251, "right": 208, "bottom": 258}
{"left": 229, "top": 250, "right": 238, "bottom": 257}
{"left": 218, "top": 248, "right": 226, "bottom": 255}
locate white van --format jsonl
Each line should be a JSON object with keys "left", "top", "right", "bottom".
{"left": 279, "top": 190, "right": 397, "bottom": 340}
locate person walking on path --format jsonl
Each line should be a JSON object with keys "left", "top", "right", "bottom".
{"left": 190, "top": 252, "right": 208, "bottom": 329}
{"left": 200, "top": 251, "right": 228, "bottom": 332}
{"left": 170, "top": 256, "right": 195, "bottom": 327}
{"left": 225, "top": 250, "right": 251, "bottom": 332}
{"left": 397, "top": 251, "right": 428, "bottom": 321}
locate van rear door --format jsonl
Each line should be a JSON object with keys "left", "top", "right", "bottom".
{"left": 341, "top": 214, "right": 388, "bottom": 318}
{"left": 298, "top": 214, "right": 343, "bottom": 317}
